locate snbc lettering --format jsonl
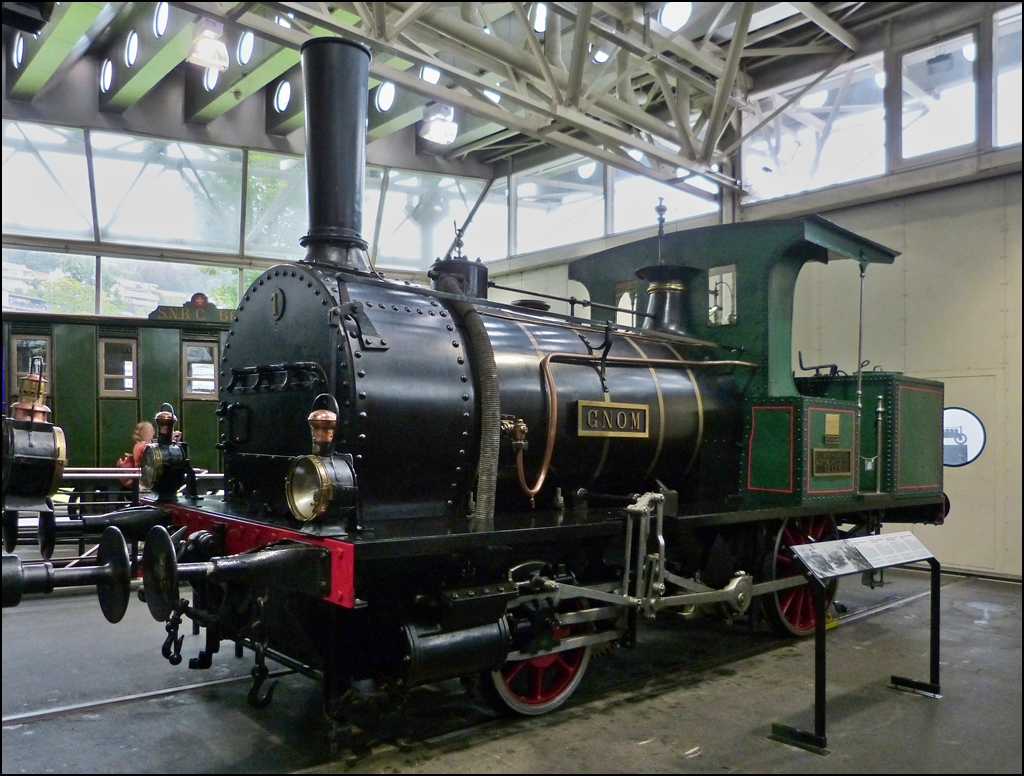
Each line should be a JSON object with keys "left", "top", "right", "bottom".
{"left": 578, "top": 401, "right": 649, "bottom": 438}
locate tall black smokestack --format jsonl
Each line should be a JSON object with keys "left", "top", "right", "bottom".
{"left": 299, "top": 38, "right": 371, "bottom": 272}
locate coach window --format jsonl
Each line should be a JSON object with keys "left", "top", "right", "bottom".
{"left": 99, "top": 339, "right": 137, "bottom": 396}
{"left": 10, "top": 336, "right": 51, "bottom": 404}
{"left": 183, "top": 342, "right": 217, "bottom": 399}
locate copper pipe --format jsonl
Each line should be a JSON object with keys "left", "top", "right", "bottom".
{"left": 515, "top": 352, "right": 758, "bottom": 500}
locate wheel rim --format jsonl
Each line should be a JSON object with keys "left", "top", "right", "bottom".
{"left": 769, "top": 516, "right": 837, "bottom": 636}
{"left": 489, "top": 604, "right": 591, "bottom": 715}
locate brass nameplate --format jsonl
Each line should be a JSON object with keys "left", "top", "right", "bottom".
{"left": 578, "top": 401, "right": 649, "bottom": 438}
{"left": 824, "top": 412, "right": 841, "bottom": 446}
{"left": 812, "top": 448, "right": 852, "bottom": 477}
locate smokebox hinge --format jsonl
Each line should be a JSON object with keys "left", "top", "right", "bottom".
{"left": 336, "top": 301, "right": 389, "bottom": 351}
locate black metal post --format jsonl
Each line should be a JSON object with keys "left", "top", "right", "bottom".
{"left": 929, "top": 557, "right": 940, "bottom": 687}
{"left": 813, "top": 579, "right": 827, "bottom": 740}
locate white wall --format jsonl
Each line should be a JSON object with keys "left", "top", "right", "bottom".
{"left": 792, "top": 174, "right": 1022, "bottom": 577}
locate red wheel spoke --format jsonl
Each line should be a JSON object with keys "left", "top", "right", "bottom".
{"left": 530, "top": 665, "right": 544, "bottom": 702}
{"left": 504, "top": 661, "right": 525, "bottom": 683}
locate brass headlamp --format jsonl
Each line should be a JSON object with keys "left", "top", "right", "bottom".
{"left": 285, "top": 394, "right": 357, "bottom": 523}
{"left": 2, "top": 357, "right": 66, "bottom": 503}
{"left": 140, "top": 403, "right": 193, "bottom": 500}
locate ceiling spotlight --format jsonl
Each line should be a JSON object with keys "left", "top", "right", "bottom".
{"left": 962, "top": 42, "right": 977, "bottom": 62}
{"left": 659, "top": 2, "right": 692, "bottom": 32}
{"left": 100, "top": 59, "right": 114, "bottom": 93}
{"left": 187, "top": 19, "right": 229, "bottom": 72}
{"left": 203, "top": 67, "right": 219, "bottom": 92}
{"left": 593, "top": 49, "right": 610, "bottom": 64}
{"left": 238, "top": 31, "right": 255, "bottom": 66}
{"left": 484, "top": 89, "right": 501, "bottom": 103}
{"left": 125, "top": 30, "right": 140, "bottom": 67}
{"left": 376, "top": 81, "right": 396, "bottom": 112}
{"left": 274, "top": 80, "right": 292, "bottom": 113}
{"left": 13, "top": 33, "right": 25, "bottom": 69}
{"left": 800, "top": 90, "right": 828, "bottom": 109}
{"left": 874, "top": 71, "right": 886, "bottom": 89}
{"left": 154, "top": 2, "right": 170, "bottom": 37}
{"left": 421, "top": 66, "right": 441, "bottom": 85}
{"left": 419, "top": 103, "right": 458, "bottom": 145}
{"left": 577, "top": 161, "right": 597, "bottom": 179}
{"left": 533, "top": 3, "right": 547, "bottom": 33}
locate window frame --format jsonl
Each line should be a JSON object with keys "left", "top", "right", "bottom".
{"left": 181, "top": 339, "right": 219, "bottom": 400}
{"left": 98, "top": 338, "right": 138, "bottom": 397}
{"left": 9, "top": 334, "right": 52, "bottom": 404}
{"left": 886, "top": 24, "right": 992, "bottom": 172}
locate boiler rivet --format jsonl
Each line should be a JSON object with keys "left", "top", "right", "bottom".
{"left": 462, "top": 394, "right": 469, "bottom": 401}
{"left": 359, "top": 391, "right": 366, "bottom": 399}
{"left": 357, "top": 370, "right": 366, "bottom": 377}
{"left": 457, "top": 357, "right": 465, "bottom": 365}
{"left": 452, "top": 341, "right": 460, "bottom": 348}
{"left": 461, "top": 375, "right": 468, "bottom": 382}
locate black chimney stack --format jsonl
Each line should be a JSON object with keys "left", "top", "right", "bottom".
{"left": 635, "top": 264, "right": 702, "bottom": 337}
{"left": 299, "top": 38, "right": 372, "bottom": 272}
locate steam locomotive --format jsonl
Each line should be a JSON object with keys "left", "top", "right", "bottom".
{"left": 2, "top": 38, "right": 945, "bottom": 727}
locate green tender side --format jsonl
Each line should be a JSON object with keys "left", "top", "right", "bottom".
{"left": 747, "top": 405, "right": 795, "bottom": 493}
{"left": 742, "top": 396, "right": 859, "bottom": 506}
{"left": 896, "top": 382, "right": 943, "bottom": 493}
{"left": 795, "top": 373, "right": 944, "bottom": 498}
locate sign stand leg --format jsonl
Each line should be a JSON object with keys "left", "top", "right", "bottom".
{"left": 769, "top": 575, "right": 830, "bottom": 755}
{"left": 890, "top": 557, "right": 942, "bottom": 697}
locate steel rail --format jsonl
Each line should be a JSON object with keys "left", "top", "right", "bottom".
{"left": 0, "top": 669, "right": 295, "bottom": 727}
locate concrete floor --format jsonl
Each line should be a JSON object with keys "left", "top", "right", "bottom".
{"left": 2, "top": 568, "right": 1020, "bottom": 774}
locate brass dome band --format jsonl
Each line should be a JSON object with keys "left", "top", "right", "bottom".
{"left": 646, "top": 282, "right": 687, "bottom": 294}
